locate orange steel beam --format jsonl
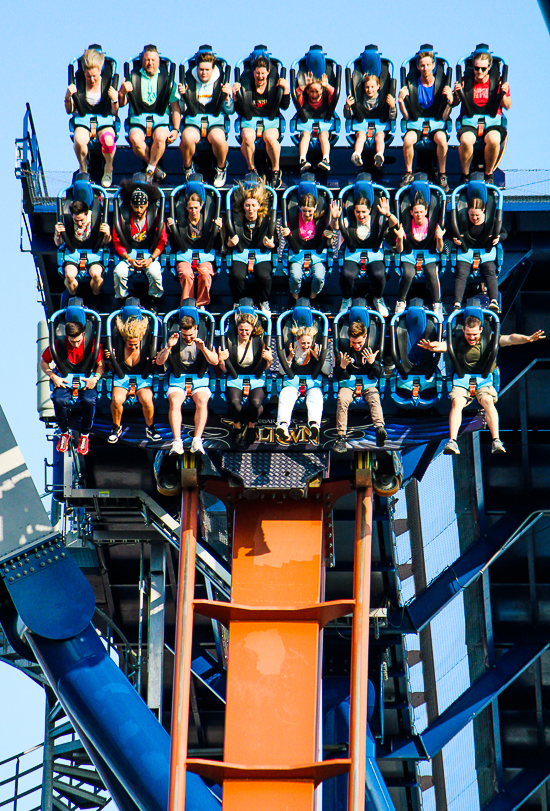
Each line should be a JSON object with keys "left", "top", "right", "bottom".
{"left": 348, "top": 485, "right": 373, "bottom": 811}
{"left": 169, "top": 487, "right": 199, "bottom": 811}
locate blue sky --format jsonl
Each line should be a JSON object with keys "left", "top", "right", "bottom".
{"left": 1, "top": 0, "right": 549, "bottom": 780}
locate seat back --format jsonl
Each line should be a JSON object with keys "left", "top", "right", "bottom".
{"left": 390, "top": 298, "right": 442, "bottom": 378}
{"left": 162, "top": 298, "right": 215, "bottom": 378}
{"left": 220, "top": 298, "right": 272, "bottom": 379}
{"left": 123, "top": 50, "right": 176, "bottom": 116}
{"left": 290, "top": 45, "right": 341, "bottom": 122}
{"left": 168, "top": 175, "right": 221, "bottom": 253}
{"left": 338, "top": 173, "right": 390, "bottom": 252}
{"left": 282, "top": 174, "right": 332, "bottom": 255}
{"left": 446, "top": 298, "right": 500, "bottom": 379}
{"left": 456, "top": 44, "right": 507, "bottom": 119}
{"left": 113, "top": 183, "right": 165, "bottom": 254}
{"left": 400, "top": 44, "right": 451, "bottom": 122}
{"left": 68, "top": 46, "right": 119, "bottom": 117}
{"left": 234, "top": 45, "right": 286, "bottom": 120}
{"left": 48, "top": 297, "right": 101, "bottom": 378}
{"left": 105, "top": 298, "right": 159, "bottom": 379}
{"left": 179, "top": 45, "right": 231, "bottom": 117}
{"left": 345, "top": 45, "right": 395, "bottom": 124}
{"left": 225, "top": 175, "right": 277, "bottom": 245}
{"left": 276, "top": 298, "right": 328, "bottom": 379}
{"left": 450, "top": 172, "right": 502, "bottom": 248}
{"left": 395, "top": 174, "right": 446, "bottom": 249}
{"left": 56, "top": 174, "right": 107, "bottom": 254}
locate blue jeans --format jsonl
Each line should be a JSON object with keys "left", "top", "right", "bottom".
{"left": 52, "top": 386, "right": 98, "bottom": 433}
{"left": 289, "top": 257, "right": 326, "bottom": 296}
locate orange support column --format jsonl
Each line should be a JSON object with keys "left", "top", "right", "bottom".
{"left": 169, "top": 487, "right": 199, "bottom": 811}
{"left": 189, "top": 496, "right": 352, "bottom": 810}
{"left": 348, "top": 485, "right": 373, "bottom": 811}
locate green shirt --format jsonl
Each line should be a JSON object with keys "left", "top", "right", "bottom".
{"left": 139, "top": 68, "right": 180, "bottom": 106}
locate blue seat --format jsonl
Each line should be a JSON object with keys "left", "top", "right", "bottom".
{"left": 276, "top": 298, "right": 329, "bottom": 398}
{"left": 105, "top": 298, "right": 160, "bottom": 404}
{"left": 344, "top": 45, "right": 396, "bottom": 148}
{"left": 389, "top": 298, "right": 443, "bottom": 408}
{"left": 333, "top": 298, "right": 386, "bottom": 400}
{"left": 56, "top": 174, "right": 109, "bottom": 280}
{"left": 123, "top": 49, "right": 176, "bottom": 142}
{"left": 168, "top": 174, "right": 222, "bottom": 272}
{"left": 446, "top": 298, "right": 501, "bottom": 396}
{"left": 218, "top": 298, "right": 273, "bottom": 398}
{"left": 281, "top": 174, "right": 334, "bottom": 277}
{"left": 450, "top": 171, "right": 504, "bottom": 281}
{"left": 233, "top": 45, "right": 287, "bottom": 142}
{"left": 225, "top": 174, "right": 278, "bottom": 271}
{"left": 289, "top": 45, "right": 341, "bottom": 147}
{"left": 393, "top": 174, "right": 447, "bottom": 278}
{"left": 338, "top": 173, "right": 391, "bottom": 274}
{"left": 48, "top": 297, "right": 103, "bottom": 397}
{"left": 162, "top": 299, "right": 216, "bottom": 398}
{"left": 68, "top": 45, "right": 121, "bottom": 141}
{"left": 455, "top": 44, "right": 508, "bottom": 144}
{"left": 179, "top": 45, "right": 232, "bottom": 140}
{"left": 399, "top": 44, "right": 453, "bottom": 146}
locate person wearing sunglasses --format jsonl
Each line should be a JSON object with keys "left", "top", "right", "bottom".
{"left": 453, "top": 50, "right": 511, "bottom": 184}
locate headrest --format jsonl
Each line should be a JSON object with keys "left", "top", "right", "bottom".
{"left": 243, "top": 172, "right": 262, "bottom": 189}
{"left": 250, "top": 45, "right": 271, "bottom": 64}
{"left": 72, "top": 174, "right": 94, "bottom": 207}
{"left": 121, "top": 295, "right": 143, "bottom": 321}
{"left": 348, "top": 301, "right": 370, "bottom": 329}
{"left": 65, "top": 302, "right": 87, "bottom": 328}
{"left": 466, "top": 178, "right": 488, "bottom": 205}
{"left": 354, "top": 175, "right": 374, "bottom": 207}
{"left": 416, "top": 44, "right": 435, "bottom": 59}
{"left": 292, "top": 299, "right": 314, "bottom": 328}
{"left": 236, "top": 297, "right": 256, "bottom": 318}
{"left": 360, "top": 46, "right": 381, "bottom": 78}
{"left": 305, "top": 46, "right": 326, "bottom": 78}
{"left": 409, "top": 179, "right": 431, "bottom": 207}
{"left": 462, "top": 300, "right": 484, "bottom": 324}
{"left": 196, "top": 44, "right": 215, "bottom": 58}
{"left": 298, "top": 177, "right": 318, "bottom": 201}
{"left": 87, "top": 44, "right": 103, "bottom": 54}
{"left": 179, "top": 298, "right": 199, "bottom": 326}
{"left": 405, "top": 305, "right": 428, "bottom": 341}
{"left": 185, "top": 178, "right": 206, "bottom": 203}
{"left": 472, "top": 43, "right": 491, "bottom": 57}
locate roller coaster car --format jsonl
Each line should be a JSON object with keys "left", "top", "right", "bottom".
{"left": 68, "top": 45, "right": 120, "bottom": 139}
{"left": 56, "top": 174, "right": 109, "bottom": 278}
{"left": 105, "top": 298, "right": 160, "bottom": 403}
{"left": 450, "top": 171, "right": 503, "bottom": 279}
{"left": 455, "top": 44, "right": 508, "bottom": 152}
{"left": 168, "top": 174, "right": 222, "bottom": 271}
{"left": 234, "top": 45, "right": 287, "bottom": 141}
{"left": 446, "top": 298, "right": 501, "bottom": 398}
{"left": 338, "top": 173, "right": 391, "bottom": 273}
{"left": 162, "top": 299, "right": 216, "bottom": 396}
{"left": 289, "top": 45, "right": 342, "bottom": 147}
{"left": 400, "top": 44, "right": 452, "bottom": 143}
{"left": 123, "top": 50, "right": 176, "bottom": 139}
{"left": 219, "top": 298, "right": 273, "bottom": 397}
{"left": 225, "top": 174, "right": 278, "bottom": 270}
{"left": 394, "top": 174, "right": 447, "bottom": 276}
{"left": 276, "top": 298, "right": 329, "bottom": 397}
{"left": 281, "top": 174, "right": 334, "bottom": 273}
{"left": 332, "top": 298, "right": 385, "bottom": 399}
{"left": 48, "top": 297, "right": 102, "bottom": 397}
{"left": 389, "top": 298, "right": 443, "bottom": 408}
{"left": 179, "top": 45, "right": 232, "bottom": 139}
{"left": 345, "top": 45, "right": 397, "bottom": 148}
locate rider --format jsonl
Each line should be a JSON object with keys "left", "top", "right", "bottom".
{"left": 333, "top": 320, "right": 386, "bottom": 453}
{"left": 155, "top": 312, "right": 219, "bottom": 455}
{"left": 233, "top": 52, "right": 290, "bottom": 189}
{"left": 296, "top": 73, "right": 336, "bottom": 172}
{"left": 40, "top": 318, "right": 105, "bottom": 456}
{"left": 419, "top": 318, "right": 545, "bottom": 455}
{"left": 119, "top": 45, "right": 181, "bottom": 183}
{"left": 54, "top": 199, "right": 111, "bottom": 296}
{"left": 344, "top": 73, "right": 396, "bottom": 168}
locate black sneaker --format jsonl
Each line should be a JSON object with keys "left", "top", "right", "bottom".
{"left": 300, "top": 159, "right": 312, "bottom": 173}
{"left": 272, "top": 170, "right": 282, "bottom": 189}
{"left": 485, "top": 173, "right": 495, "bottom": 184}
{"left": 145, "top": 425, "right": 162, "bottom": 442}
{"left": 333, "top": 435, "right": 347, "bottom": 454}
{"left": 275, "top": 424, "right": 291, "bottom": 444}
{"left": 108, "top": 424, "right": 122, "bottom": 444}
{"left": 375, "top": 426, "right": 387, "bottom": 447}
{"left": 400, "top": 172, "right": 414, "bottom": 187}
{"left": 308, "top": 423, "right": 320, "bottom": 445}
{"left": 436, "top": 172, "right": 449, "bottom": 194}
{"left": 317, "top": 158, "right": 330, "bottom": 172}
{"left": 460, "top": 173, "right": 470, "bottom": 185}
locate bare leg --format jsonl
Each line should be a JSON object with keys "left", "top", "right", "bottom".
{"left": 480, "top": 393, "right": 500, "bottom": 438}
{"left": 318, "top": 130, "right": 330, "bottom": 160}
{"left": 374, "top": 131, "right": 385, "bottom": 156}
{"left": 263, "top": 128, "right": 281, "bottom": 171}
{"left": 240, "top": 129, "right": 256, "bottom": 170}
{"left": 192, "top": 389, "right": 211, "bottom": 438}
{"left": 458, "top": 131, "right": 476, "bottom": 174}
{"left": 402, "top": 130, "right": 418, "bottom": 172}
{"left": 449, "top": 395, "right": 467, "bottom": 440}
{"left": 64, "top": 264, "right": 79, "bottom": 295}
{"left": 354, "top": 131, "right": 367, "bottom": 155}
{"left": 433, "top": 130, "right": 448, "bottom": 173}
{"left": 484, "top": 130, "right": 501, "bottom": 175}
{"left": 128, "top": 128, "right": 151, "bottom": 164}
{"left": 167, "top": 390, "right": 186, "bottom": 440}
{"left": 88, "top": 263, "right": 104, "bottom": 295}
{"left": 299, "top": 131, "right": 311, "bottom": 161}
{"left": 73, "top": 127, "right": 90, "bottom": 173}
{"left": 137, "top": 387, "right": 155, "bottom": 427}
{"left": 111, "top": 387, "right": 128, "bottom": 427}
{"left": 208, "top": 128, "right": 229, "bottom": 168}
{"left": 180, "top": 127, "right": 200, "bottom": 168}
{"left": 148, "top": 127, "right": 169, "bottom": 168}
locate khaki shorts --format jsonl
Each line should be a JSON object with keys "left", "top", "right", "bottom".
{"left": 450, "top": 385, "right": 498, "bottom": 406}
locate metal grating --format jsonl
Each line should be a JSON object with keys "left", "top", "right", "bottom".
{"left": 221, "top": 451, "right": 329, "bottom": 490}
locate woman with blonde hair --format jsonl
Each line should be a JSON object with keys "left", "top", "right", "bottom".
{"left": 64, "top": 47, "right": 119, "bottom": 188}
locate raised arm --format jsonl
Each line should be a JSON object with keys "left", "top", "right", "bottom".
{"left": 499, "top": 330, "right": 545, "bottom": 347}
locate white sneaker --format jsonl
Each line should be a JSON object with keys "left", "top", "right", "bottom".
{"left": 340, "top": 298, "right": 352, "bottom": 312}
{"left": 190, "top": 436, "right": 205, "bottom": 455}
{"left": 373, "top": 297, "right": 389, "bottom": 318}
{"left": 374, "top": 153, "right": 384, "bottom": 169}
{"left": 433, "top": 302, "right": 443, "bottom": 319}
{"left": 170, "top": 438, "right": 184, "bottom": 455}
{"left": 351, "top": 152, "right": 363, "bottom": 167}
{"left": 259, "top": 301, "right": 271, "bottom": 315}
{"left": 395, "top": 301, "right": 406, "bottom": 314}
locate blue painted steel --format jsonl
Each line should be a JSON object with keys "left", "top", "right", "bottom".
{"left": 4, "top": 547, "right": 95, "bottom": 639}
{"left": 26, "top": 623, "right": 220, "bottom": 811}
{"left": 481, "top": 768, "right": 550, "bottom": 811}
{"left": 378, "top": 643, "right": 548, "bottom": 760}
{"left": 191, "top": 652, "right": 226, "bottom": 701}
{"left": 387, "top": 512, "right": 534, "bottom": 633}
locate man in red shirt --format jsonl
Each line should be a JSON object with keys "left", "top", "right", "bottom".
{"left": 40, "top": 320, "right": 105, "bottom": 455}
{"left": 454, "top": 51, "right": 511, "bottom": 182}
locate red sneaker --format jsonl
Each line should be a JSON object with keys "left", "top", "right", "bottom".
{"left": 77, "top": 434, "right": 89, "bottom": 456}
{"left": 56, "top": 433, "right": 71, "bottom": 453}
